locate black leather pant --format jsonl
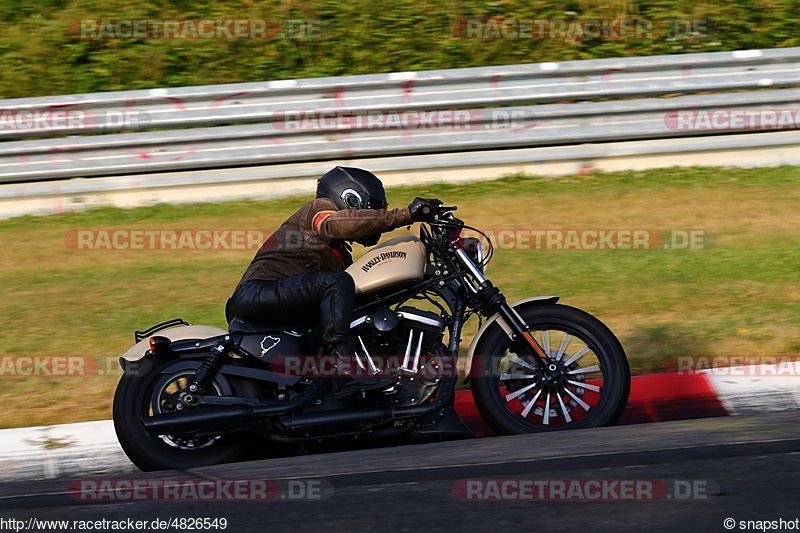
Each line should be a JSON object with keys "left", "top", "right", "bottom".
{"left": 227, "top": 272, "right": 356, "bottom": 351}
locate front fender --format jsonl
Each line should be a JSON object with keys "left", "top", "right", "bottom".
{"left": 121, "top": 325, "right": 229, "bottom": 363}
{"left": 463, "top": 296, "right": 559, "bottom": 377}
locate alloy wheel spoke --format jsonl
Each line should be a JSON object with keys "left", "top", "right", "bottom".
{"left": 555, "top": 333, "right": 572, "bottom": 362}
{"left": 541, "top": 330, "right": 551, "bottom": 357}
{"left": 543, "top": 393, "right": 551, "bottom": 425}
{"left": 564, "top": 386, "right": 591, "bottom": 411}
{"left": 556, "top": 392, "right": 572, "bottom": 423}
{"left": 567, "top": 379, "right": 601, "bottom": 393}
{"left": 562, "top": 345, "right": 591, "bottom": 366}
{"left": 505, "top": 382, "right": 537, "bottom": 402}
{"left": 521, "top": 388, "right": 543, "bottom": 418}
{"left": 501, "top": 373, "right": 537, "bottom": 380}
{"left": 161, "top": 392, "right": 181, "bottom": 404}
{"left": 507, "top": 353, "right": 538, "bottom": 372}
{"left": 567, "top": 365, "right": 601, "bottom": 375}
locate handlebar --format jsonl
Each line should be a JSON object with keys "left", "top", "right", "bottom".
{"left": 419, "top": 201, "right": 494, "bottom": 268}
{"left": 418, "top": 202, "right": 457, "bottom": 219}
{"left": 426, "top": 204, "right": 463, "bottom": 238}
{"left": 432, "top": 205, "right": 459, "bottom": 225}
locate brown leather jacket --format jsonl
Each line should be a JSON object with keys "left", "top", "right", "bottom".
{"left": 237, "top": 198, "right": 412, "bottom": 285}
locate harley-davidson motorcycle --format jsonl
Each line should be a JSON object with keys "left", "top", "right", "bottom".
{"left": 114, "top": 204, "right": 630, "bottom": 471}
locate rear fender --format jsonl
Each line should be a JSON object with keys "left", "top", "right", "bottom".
{"left": 463, "top": 296, "right": 559, "bottom": 377}
{"left": 119, "top": 325, "right": 229, "bottom": 376}
{"left": 121, "top": 325, "right": 229, "bottom": 363}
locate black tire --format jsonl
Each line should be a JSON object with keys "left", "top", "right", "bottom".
{"left": 114, "top": 358, "right": 255, "bottom": 471}
{"left": 471, "top": 303, "right": 630, "bottom": 434}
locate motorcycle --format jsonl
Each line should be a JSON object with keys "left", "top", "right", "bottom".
{"left": 114, "top": 204, "right": 630, "bottom": 471}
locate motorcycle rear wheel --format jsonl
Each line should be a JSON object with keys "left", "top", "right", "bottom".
{"left": 114, "top": 358, "right": 253, "bottom": 471}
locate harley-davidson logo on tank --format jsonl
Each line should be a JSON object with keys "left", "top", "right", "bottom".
{"left": 347, "top": 236, "right": 426, "bottom": 295}
{"left": 360, "top": 250, "right": 408, "bottom": 272}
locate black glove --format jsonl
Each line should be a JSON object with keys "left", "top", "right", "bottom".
{"left": 408, "top": 197, "right": 442, "bottom": 222}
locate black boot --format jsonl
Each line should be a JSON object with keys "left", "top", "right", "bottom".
{"left": 328, "top": 343, "right": 396, "bottom": 400}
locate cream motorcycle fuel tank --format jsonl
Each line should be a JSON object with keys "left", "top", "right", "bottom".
{"left": 346, "top": 235, "right": 427, "bottom": 295}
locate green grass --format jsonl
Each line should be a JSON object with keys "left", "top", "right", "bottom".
{"left": 2, "top": 164, "right": 800, "bottom": 427}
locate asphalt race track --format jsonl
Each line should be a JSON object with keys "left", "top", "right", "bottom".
{"left": 2, "top": 414, "right": 799, "bottom": 532}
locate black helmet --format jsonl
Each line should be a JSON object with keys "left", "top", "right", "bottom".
{"left": 316, "top": 166, "right": 387, "bottom": 211}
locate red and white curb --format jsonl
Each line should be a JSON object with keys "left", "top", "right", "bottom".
{"left": 0, "top": 365, "right": 796, "bottom": 481}
{"left": 697, "top": 363, "right": 800, "bottom": 415}
{"left": 455, "top": 364, "right": 800, "bottom": 436}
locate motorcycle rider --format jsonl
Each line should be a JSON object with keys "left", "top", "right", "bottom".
{"left": 227, "top": 166, "right": 440, "bottom": 399}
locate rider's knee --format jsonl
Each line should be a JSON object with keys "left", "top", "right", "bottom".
{"left": 330, "top": 271, "right": 355, "bottom": 293}
{"left": 318, "top": 271, "right": 355, "bottom": 294}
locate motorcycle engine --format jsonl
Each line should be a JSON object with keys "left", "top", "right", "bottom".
{"left": 350, "top": 306, "right": 447, "bottom": 406}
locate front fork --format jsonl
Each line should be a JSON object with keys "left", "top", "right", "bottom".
{"left": 455, "top": 248, "right": 549, "bottom": 372}
{"left": 496, "top": 303, "right": 550, "bottom": 370}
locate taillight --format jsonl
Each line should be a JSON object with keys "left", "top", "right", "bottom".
{"left": 148, "top": 336, "right": 170, "bottom": 353}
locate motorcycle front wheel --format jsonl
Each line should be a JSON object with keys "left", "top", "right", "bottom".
{"left": 471, "top": 303, "right": 630, "bottom": 433}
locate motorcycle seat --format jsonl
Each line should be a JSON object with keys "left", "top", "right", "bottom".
{"left": 228, "top": 316, "right": 313, "bottom": 334}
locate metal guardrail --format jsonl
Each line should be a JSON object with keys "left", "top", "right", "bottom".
{"left": 2, "top": 47, "right": 800, "bottom": 184}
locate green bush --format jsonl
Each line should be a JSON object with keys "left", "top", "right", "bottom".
{"left": 0, "top": 0, "right": 797, "bottom": 98}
